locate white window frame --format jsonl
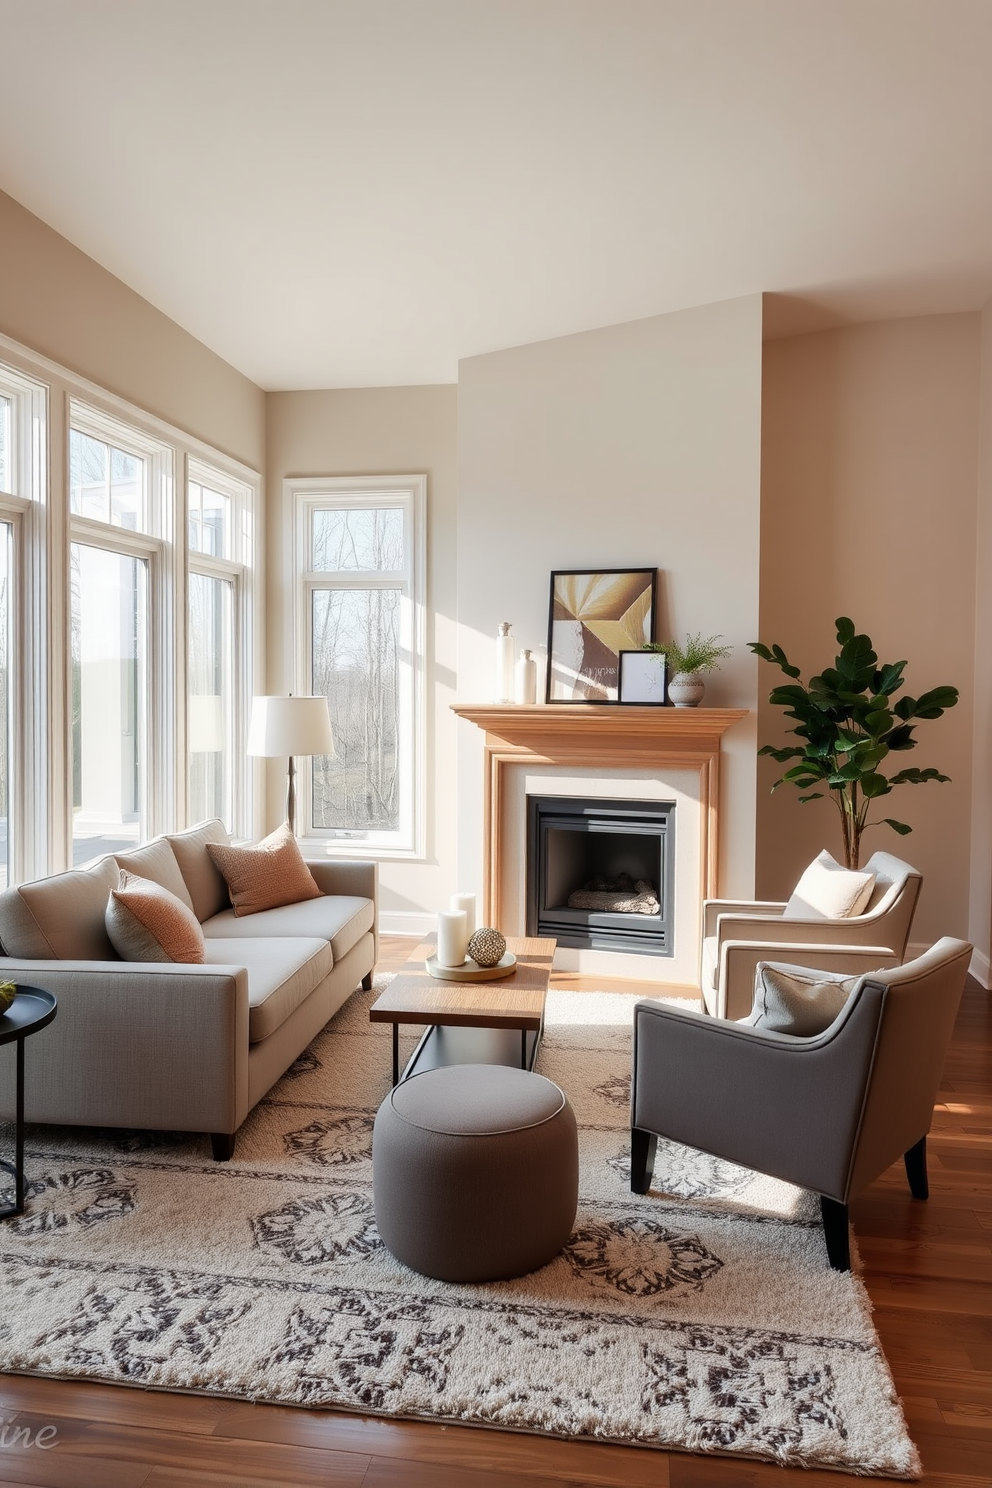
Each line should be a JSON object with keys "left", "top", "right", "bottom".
{"left": 291, "top": 474, "right": 426, "bottom": 859}
{"left": 186, "top": 456, "right": 255, "bottom": 838}
{"left": 68, "top": 402, "right": 175, "bottom": 844}
{"left": 0, "top": 361, "right": 48, "bottom": 882}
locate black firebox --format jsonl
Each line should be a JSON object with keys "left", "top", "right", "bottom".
{"left": 526, "top": 795, "right": 674, "bottom": 956}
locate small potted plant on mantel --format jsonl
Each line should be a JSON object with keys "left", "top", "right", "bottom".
{"left": 647, "top": 633, "right": 732, "bottom": 707}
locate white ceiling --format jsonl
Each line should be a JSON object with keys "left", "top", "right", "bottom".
{"left": 1, "top": 0, "right": 990, "bottom": 390}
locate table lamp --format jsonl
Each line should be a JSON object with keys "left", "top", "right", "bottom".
{"left": 246, "top": 695, "right": 335, "bottom": 835}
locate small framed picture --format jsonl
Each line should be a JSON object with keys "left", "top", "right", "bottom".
{"left": 618, "top": 649, "right": 667, "bottom": 705}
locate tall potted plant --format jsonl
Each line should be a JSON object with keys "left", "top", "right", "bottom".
{"left": 750, "top": 618, "right": 958, "bottom": 869}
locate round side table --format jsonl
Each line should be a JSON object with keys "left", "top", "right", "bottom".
{"left": 0, "top": 986, "right": 57, "bottom": 1219}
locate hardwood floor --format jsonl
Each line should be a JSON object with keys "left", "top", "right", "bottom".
{"left": 1, "top": 935, "right": 989, "bottom": 1487}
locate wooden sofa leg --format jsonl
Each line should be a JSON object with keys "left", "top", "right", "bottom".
{"left": 630, "top": 1128, "right": 658, "bottom": 1194}
{"left": 211, "top": 1132, "right": 236, "bottom": 1162}
{"left": 820, "top": 1196, "right": 851, "bottom": 1271}
{"left": 362, "top": 972, "right": 373, "bottom": 991}
{"left": 904, "top": 1135, "right": 929, "bottom": 1199}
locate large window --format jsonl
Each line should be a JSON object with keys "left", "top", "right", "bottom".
{"left": 67, "top": 404, "right": 169, "bottom": 863}
{"left": 0, "top": 336, "right": 259, "bottom": 882}
{"left": 293, "top": 476, "right": 425, "bottom": 856}
{"left": 0, "top": 358, "right": 46, "bottom": 886}
{"left": 186, "top": 459, "right": 252, "bottom": 833}
{"left": 0, "top": 521, "right": 11, "bottom": 887}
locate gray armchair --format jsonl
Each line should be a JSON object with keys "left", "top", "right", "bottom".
{"left": 701, "top": 851, "right": 923, "bottom": 1019}
{"left": 631, "top": 937, "right": 971, "bottom": 1269}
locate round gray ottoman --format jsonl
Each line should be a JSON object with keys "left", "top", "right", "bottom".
{"left": 373, "top": 1063, "right": 578, "bottom": 1282}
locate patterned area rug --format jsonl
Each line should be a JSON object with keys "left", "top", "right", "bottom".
{"left": 0, "top": 980, "right": 919, "bottom": 1478}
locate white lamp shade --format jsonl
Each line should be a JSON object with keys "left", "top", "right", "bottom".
{"left": 247, "top": 696, "right": 335, "bottom": 758}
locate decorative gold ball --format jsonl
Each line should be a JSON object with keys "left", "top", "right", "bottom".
{"left": 468, "top": 928, "right": 506, "bottom": 968}
{"left": 0, "top": 980, "right": 16, "bottom": 1013}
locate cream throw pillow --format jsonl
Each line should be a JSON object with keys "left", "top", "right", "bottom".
{"left": 106, "top": 871, "right": 206, "bottom": 963}
{"left": 742, "top": 963, "right": 863, "bottom": 1036}
{"left": 206, "top": 822, "right": 322, "bottom": 916}
{"left": 783, "top": 850, "right": 876, "bottom": 920}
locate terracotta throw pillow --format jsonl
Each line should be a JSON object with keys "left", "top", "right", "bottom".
{"left": 206, "top": 822, "right": 322, "bottom": 916}
{"left": 106, "top": 871, "right": 206, "bottom": 963}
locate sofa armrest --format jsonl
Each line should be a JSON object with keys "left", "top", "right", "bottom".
{"left": 632, "top": 982, "right": 886, "bottom": 1199}
{"left": 0, "top": 959, "right": 251, "bottom": 1133}
{"left": 714, "top": 941, "right": 897, "bottom": 1020}
{"left": 703, "top": 898, "right": 786, "bottom": 938}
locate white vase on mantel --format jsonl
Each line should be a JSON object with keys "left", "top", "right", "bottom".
{"left": 668, "top": 671, "right": 706, "bottom": 708}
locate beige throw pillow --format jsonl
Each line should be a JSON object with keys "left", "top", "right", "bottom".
{"left": 783, "top": 850, "right": 876, "bottom": 920}
{"left": 742, "top": 963, "right": 863, "bottom": 1036}
{"left": 206, "top": 822, "right": 322, "bottom": 916}
{"left": 106, "top": 871, "right": 206, "bottom": 963}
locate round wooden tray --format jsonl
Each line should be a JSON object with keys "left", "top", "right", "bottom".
{"left": 425, "top": 951, "right": 517, "bottom": 982}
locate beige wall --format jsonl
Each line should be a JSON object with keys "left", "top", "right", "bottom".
{"left": 969, "top": 299, "right": 992, "bottom": 979}
{"left": 264, "top": 386, "right": 459, "bottom": 925}
{"left": 758, "top": 315, "right": 981, "bottom": 948}
{"left": 0, "top": 190, "right": 263, "bottom": 469}
{"left": 456, "top": 296, "right": 764, "bottom": 932}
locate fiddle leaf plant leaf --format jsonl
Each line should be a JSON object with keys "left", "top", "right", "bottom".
{"left": 751, "top": 617, "right": 958, "bottom": 867}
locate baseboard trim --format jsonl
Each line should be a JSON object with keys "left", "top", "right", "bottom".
{"left": 378, "top": 911, "right": 435, "bottom": 937}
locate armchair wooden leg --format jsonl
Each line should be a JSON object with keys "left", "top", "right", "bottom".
{"left": 904, "top": 1135, "right": 929, "bottom": 1199}
{"left": 210, "top": 1132, "right": 236, "bottom": 1162}
{"left": 630, "top": 1128, "right": 658, "bottom": 1195}
{"left": 820, "top": 1196, "right": 851, "bottom": 1271}
{"left": 362, "top": 972, "right": 374, "bottom": 991}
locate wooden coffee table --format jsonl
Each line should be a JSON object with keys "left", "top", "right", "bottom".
{"left": 369, "top": 935, "right": 556, "bottom": 1086}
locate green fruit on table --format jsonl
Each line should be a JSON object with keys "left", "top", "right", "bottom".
{"left": 0, "top": 981, "right": 16, "bottom": 1013}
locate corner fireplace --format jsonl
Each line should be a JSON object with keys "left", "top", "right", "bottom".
{"left": 526, "top": 795, "right": 674, "bottom": 956}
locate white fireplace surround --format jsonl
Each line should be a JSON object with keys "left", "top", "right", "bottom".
{"left": 452, "top": 706, "right": 747, "bottom": 986}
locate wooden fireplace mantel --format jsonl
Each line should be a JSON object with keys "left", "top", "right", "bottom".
{"left": 452, "top": 704, "right": 747, "bottom": 929}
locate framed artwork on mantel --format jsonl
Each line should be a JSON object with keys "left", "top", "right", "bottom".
{"left": 546, "top": 568, "right": 656, "bottom": 702}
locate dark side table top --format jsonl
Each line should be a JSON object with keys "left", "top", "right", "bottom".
{"left": 0, "top": 987, "right": 58, "bottom": 1045}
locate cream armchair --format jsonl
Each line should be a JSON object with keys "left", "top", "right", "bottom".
{"left": 701, "top": 851, "right": 922, "bottom": 1019}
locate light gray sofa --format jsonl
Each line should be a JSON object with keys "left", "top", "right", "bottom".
{"left": 0, "top": 820, "right": 377, "bottom": 1159}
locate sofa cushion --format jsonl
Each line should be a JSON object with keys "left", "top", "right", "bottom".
{"left": 784, "top": 850, "right": 876, "bottom": 920}
{"left": 166, "top": 819, "right": 232, "bottom": 923}
{"left": 202, "top": 894, "right": 375, "bottom": 964}
{"left": 114, "top": 838, "right": 195, "bottom": 912}
{"left": 203, "top": 936, "right": 333, "bottom": 1043}
{"left": 0, "top": 856, "right": 120, "bottom": 959}
{"left": 206, "top": 823, "right": 321, "bottom": 916}
{"left": 106, "top": 872, "right": 206, "bottom": 963}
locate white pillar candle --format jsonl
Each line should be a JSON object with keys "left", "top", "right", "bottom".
{"left": 437, "top": 909, "right": 468, "bottom": 967}
{"left": 450, "top": 892, "right": 476, "bottom": 940}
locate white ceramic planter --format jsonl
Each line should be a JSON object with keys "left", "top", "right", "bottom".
{"left": 668, "top": 671, "right": 705, "bottom": 708}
